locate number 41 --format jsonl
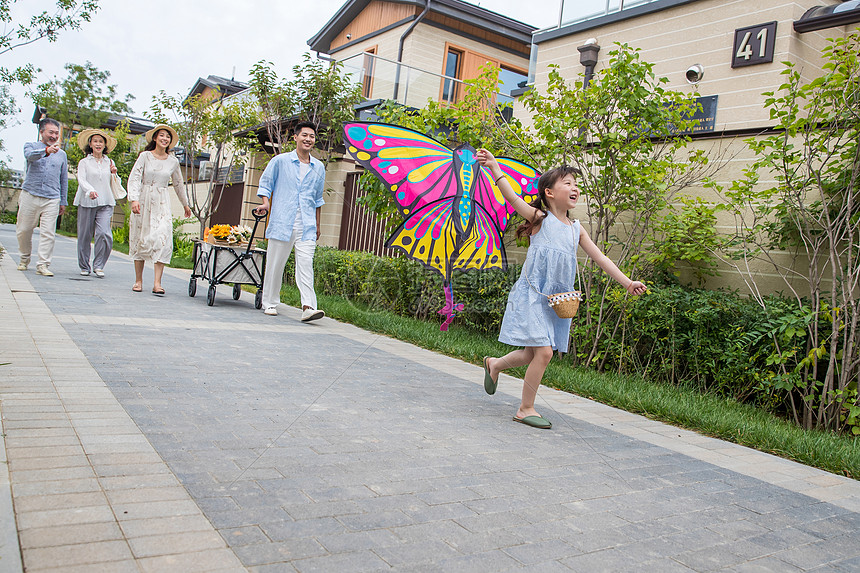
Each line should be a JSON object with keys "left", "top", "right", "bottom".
{"left": 737, "top": 28, "right": 768, "bottom": 60}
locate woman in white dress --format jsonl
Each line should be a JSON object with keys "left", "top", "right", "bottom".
{"left": 127, "top": 124, "right": 192, "bottom": 295}
{"left": 74, "top": 128, "right": 118, "bottom": 278}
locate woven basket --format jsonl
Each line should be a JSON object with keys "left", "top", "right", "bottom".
{"left": 547, "top": 291, "right": 582, "bottom": 318}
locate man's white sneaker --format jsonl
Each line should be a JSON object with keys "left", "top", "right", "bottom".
{"left": 80, "top": 270, "right": 90, "bottom": 276}
{"left": 94, "top": 269, "right": 105, "bottom": 278}
{"left": 36, "top": 265, "right": 54, "bottom": 277}
{"left": 16, "top": 261, "right": 28, "bottom": 271}
{"left": 301, "top": 308, "right": 325, "bottom": 322}
{"left": 264, "top": 306, "right": 278, "bottom": 316}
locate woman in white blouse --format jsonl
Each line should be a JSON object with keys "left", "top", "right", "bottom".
{"left": 127, "top": 124, "right": 192, "bottom": 295}
{"left": 75, "top": 129, "right": 118, "bottom": 278}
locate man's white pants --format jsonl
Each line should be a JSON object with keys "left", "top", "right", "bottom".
{"left": 262, "top": 220, "right": 317, "bottom": 310}
{"left": 16, "top": 191, "right": 60, "bottom": 267}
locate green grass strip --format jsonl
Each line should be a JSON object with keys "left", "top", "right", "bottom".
{"left": 275, "top": 284, "right": 860, "bottom": 480}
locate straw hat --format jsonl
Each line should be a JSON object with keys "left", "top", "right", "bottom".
{"left": 76, "top": 128, "right": 117, "bottom": 153}
{"left": 144, "top": 124, "right": 179, "bottom": 150}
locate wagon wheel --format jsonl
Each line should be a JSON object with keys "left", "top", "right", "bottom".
{"left": 232, "top": 283, "right": 241, "bottom": 300}
{"left": 255, "top": 289, "right": 263, "bottom": 309}
{"left": 207, "top": 284, "right": 216, "bottom": 306}
{"left": 188, "top": 278, "right": 197, "bottom": 297}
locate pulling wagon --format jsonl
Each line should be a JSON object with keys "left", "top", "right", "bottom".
{"left": 189, "top": 211, "right": 267, "bottom": 308}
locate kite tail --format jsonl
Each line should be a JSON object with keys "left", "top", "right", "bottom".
{"left": 438, "top": 282, "right": 465, "bottom": 331}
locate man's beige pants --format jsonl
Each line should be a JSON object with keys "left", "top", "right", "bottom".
{"left": 16, "top": 191, "right": 60, "bottom": 267}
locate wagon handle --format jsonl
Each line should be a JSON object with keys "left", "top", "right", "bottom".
{"left": 245, "top": 209, "right": 267, "bottom": 256}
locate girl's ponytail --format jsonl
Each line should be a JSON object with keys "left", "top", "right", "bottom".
{"left": 515, "top": 192, "right": 547, "bottom": 240}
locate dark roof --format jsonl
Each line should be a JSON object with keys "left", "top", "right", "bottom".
{"left": 173, "top": 147, "right": 211, "bottom": 167}
{"left": 308, "top": 0, "right": 535, "bottom": 54}
{"left": 185, "top": 75, "right": 249, "bottom": 101}
{"left": 31, "top": 105, "right": 155, "bottom": 135}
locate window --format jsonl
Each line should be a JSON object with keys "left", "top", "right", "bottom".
{"left": 441, "top": 48, "right": 462, "bottom": 104}
{"left": 439, "top": 44, "right": 527, "bottom": 106}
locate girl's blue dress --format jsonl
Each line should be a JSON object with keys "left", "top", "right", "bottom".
{"left": 498, "top": 212, "right": 581, "bottom": 353}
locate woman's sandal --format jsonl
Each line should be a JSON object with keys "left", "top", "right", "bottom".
{"left": 483, "top": 356, "right": 498, "bottom": 395}
{"left": 152, "top": 287, "right": 165, "bottom": 296}
{"left": 513, "top": 415, "right": 552, "bottom": 429}
{"left": 132, "top": 284, "right": 142, "bottom": 292}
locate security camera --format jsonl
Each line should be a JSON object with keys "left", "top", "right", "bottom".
{"left": 346, "top": 33, "right": 352, "bottom": 40}
{"left": 685, "top": 64, "right": 704, "bottom": 84}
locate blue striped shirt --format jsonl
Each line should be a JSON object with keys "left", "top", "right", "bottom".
{"left": 22, "top": 142, "right": 69, "bottom": 206}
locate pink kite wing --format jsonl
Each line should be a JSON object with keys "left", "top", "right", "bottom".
{"left": 343, "top": 122, "right": 458, "bottom": 217}
{"left": 472, "top": 157, "right": 541, "bottom": 232}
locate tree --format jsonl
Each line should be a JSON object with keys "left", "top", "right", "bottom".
{"left": 147, "top": 89, "right": 259, "bottom": 238}
{"left": 0, "top": 1, "right": 100, "bottom": 156}
{"left": 709, "top": 31, "right": 860, "bottom": 433}
{"left": 33, "top": 60, "right": 134, "bottom": 145}
{"left": 359, "top": 47, "right": 725, "bottom": 357}
{"left": 248, "top": 54, "right": 362, "bottom": 165}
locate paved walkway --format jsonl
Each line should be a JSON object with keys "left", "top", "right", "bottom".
{"left": 1, "top": 223, "right": 860, "bottom": 572}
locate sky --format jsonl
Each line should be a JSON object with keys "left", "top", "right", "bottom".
{"left": 2, "top": 0, "right": 560, "bottom": 170}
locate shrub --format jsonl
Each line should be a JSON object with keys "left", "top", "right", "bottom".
{"left": 172, "top": 217, "right": 194, "bottom": 259}
{"left": 296, "top": 247, "right": 857, "bottom": 433}
{"left": 58, "top": 179, "right": 78, "bottom": 233}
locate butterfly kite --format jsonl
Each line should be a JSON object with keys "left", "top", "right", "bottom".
{"left": 343, "top": 122, "right": 540, "bottom": 331}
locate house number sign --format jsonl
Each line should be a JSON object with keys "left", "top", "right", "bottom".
{"left": 732, "top": 21, "right": 777, "bottom": 68}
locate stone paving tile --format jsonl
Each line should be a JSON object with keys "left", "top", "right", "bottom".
{"left": 34, "top": 560, "right": 142, "bottom": 573}
{"left": 17, "top": 521, "right": 124, "bottom": 550}
{"left": 220, "top": 526, "right": 272, "bottom": 548}
{"left": 232, "top": 538, "right": 330, "bottom": 566}
{"left": 23, "top": 540, "right": 134, "bottom": 569}
{"left": 127, "top": 530, "right": 227, "bottom": 558}
{"left": 291, "top": 550, "right": 391, "bottom": 573}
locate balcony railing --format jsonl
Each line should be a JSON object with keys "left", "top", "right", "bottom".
{"left": 339, "top": 52, "right": 515, "bottom": 110}
{"left": 557, "top": 0, "right": 661, "bottom": 27}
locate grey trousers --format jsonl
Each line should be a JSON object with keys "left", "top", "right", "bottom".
{"left": 77, "top": 205, "right": 114, "bottom": 272}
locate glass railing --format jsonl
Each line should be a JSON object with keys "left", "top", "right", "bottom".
{"left": 338, "top": 52, "right": 516, "bottom": 109}
{"left": 558, "top": 0, "right": 660, "bottom": 27}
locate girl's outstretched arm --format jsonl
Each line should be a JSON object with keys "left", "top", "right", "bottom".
{"left": 476, "top": 148, "right": 540, "bottom": 223}
{"left": 579, "top": 227, "right": 647, "bottom": 296}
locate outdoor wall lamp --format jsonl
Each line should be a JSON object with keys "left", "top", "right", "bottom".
{"left": 578, "top": 38, "right": 600, "bottom": 87}
{"left": 685, "top": 64, "right": 705, "bottom": 84}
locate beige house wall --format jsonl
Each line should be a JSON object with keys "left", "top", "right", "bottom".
{"left": 522, "top": 0, "right": 853, "bottom": 294}
{"left": 538, "top": 133, "right": 833, "bottom": 297}
{"left": 533, "top": 0, "right": 847, "bottom": 131}
{"left": 336, "top": 26, "right": 411, "bottom": 102}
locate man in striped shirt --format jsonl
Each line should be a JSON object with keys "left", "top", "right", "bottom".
{"left": 16, "top": 118, "right": 69, "bottom": 277}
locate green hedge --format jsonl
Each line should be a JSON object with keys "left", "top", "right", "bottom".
{"left": 281, "top": 247, "right": 845, "bottom": 428}
{"left": 295, "top": 247, "right": 519, "bottom": 334}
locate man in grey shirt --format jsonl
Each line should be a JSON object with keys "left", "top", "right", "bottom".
{"left": 17, "top": 118, "right": 69, "bottom": 276}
